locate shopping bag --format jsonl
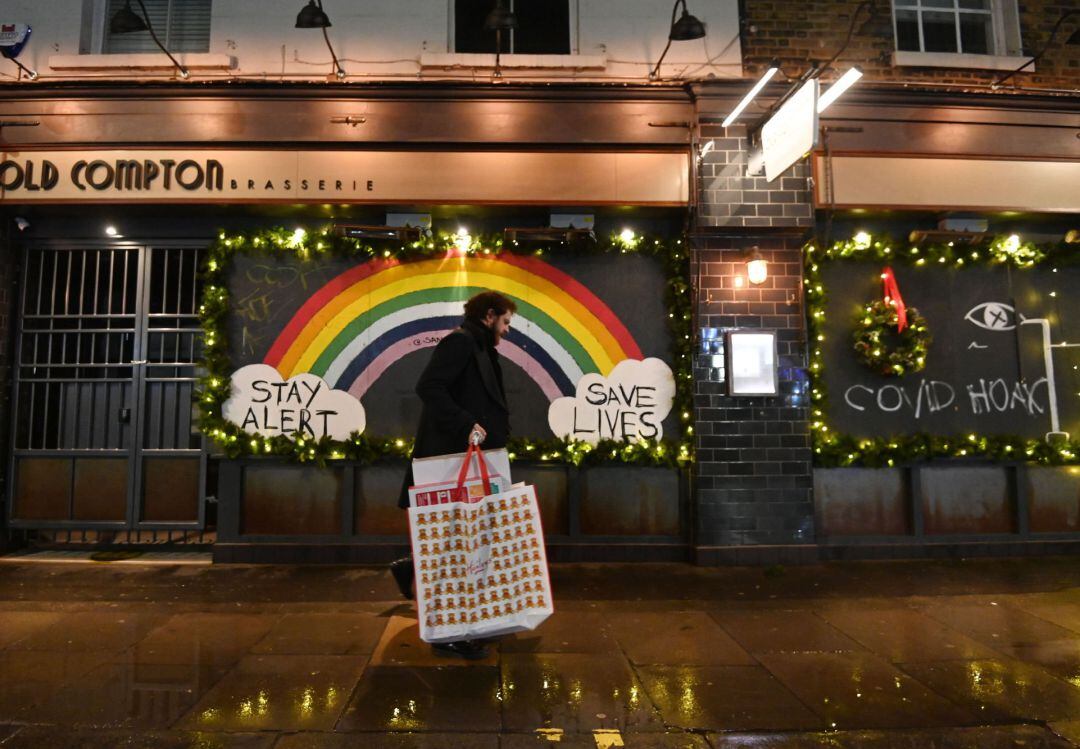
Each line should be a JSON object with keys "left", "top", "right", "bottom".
{"left": 408, "top": 449, "right": 553, "bottom": 643}
{"left": 412, "top": 447, "right": 511, "bottom": 487}
{"left": 408, "top": 444, "right": 510, "bottom": 507}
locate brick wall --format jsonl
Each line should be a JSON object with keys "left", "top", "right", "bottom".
{"left": 696, "top": 123, "right": 815, "bottom": 231}
{"left": 741, "top": 0, "right": 1078, "bottom": 90}
{"left": 691, "top": 237, "right": 816, "bottom": 562}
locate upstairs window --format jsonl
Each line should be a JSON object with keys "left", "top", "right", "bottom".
{"left": 104, "top": 0, "right": 212, "bottom": 54}
{"left": 892, "top": 0, "right": 996, "bottom": 55}
{"left": 455, "top": 0, "right": 572, "bottom": 54}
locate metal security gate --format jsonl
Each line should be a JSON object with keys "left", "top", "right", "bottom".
{"left": 8, "top": 242, "right": 206, "bottom": 531}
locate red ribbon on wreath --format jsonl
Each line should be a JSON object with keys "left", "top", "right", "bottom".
{"left": 880, "top": 267, "right": 907, "bottom": 332}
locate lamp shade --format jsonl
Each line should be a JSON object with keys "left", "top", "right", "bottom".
{"left": 670, "top": 8, "right": 706, "bottom": 41}
{"left": 296, "top": 0, "right": 332, "bottom": 28}
{"left": 746, "top": 248, "right": 768, "bottom": 285}
{"left": 1066, "top": 28, "right": 1080, "bottom": 45}
{"left": 484, "top": 3, "right": 518, "bottom": 31}
{"left": 110, "top": 1, "right": 148, "bottom": 34}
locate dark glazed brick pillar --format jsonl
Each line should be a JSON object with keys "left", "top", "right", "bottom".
{"left": 692, "top": 238, "right": 815, "bottom": 558}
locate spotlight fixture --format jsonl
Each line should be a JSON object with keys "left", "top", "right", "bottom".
{"left": 109, "top": 0, "right": 189, "bottom": 79}
{"left": 296, "top": 0, "right": 346, "bottom": 79}
{"left": 484, "top": 1, "right": 518, "bottom": 79}
{"left": 722, "top": 61, "right": 779, "bottom": 128}
{"left": 649, "top": 0, "right": 707, "bottom": 80}
{"left": 992, "top": 9, "right": 1080, "bottom": 88}
{"left": 817, "top": 67, "right": 863, "bottom": 113}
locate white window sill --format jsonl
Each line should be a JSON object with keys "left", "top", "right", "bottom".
{"left": 420, "top": 52, "right": 607, "bottom": 71}
{"left": 49, "top": 53, "right": 235, "bottom": 72}
{"left": 892, "top": 50, "right": 1029, "bottom": 72}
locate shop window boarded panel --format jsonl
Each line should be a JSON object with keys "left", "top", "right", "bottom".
{"left": 142, "top": 457, "right": 200, "bottom": 523}
{"left": 814, "top": 468, "right": 908, "bottom": 536}
{"left": 920, "top": 467, "right": 1013, "bottom": 535}
{"left": 513, "top": 465, "right": 569, "bottom": 535}
{"left": 1026, "top": 467, "right": 1080, "bottom": 533}
{"left": 354, "top": 464, "right": 408, "bottom": 536}
{"left": 243, "top": 465, "right": 342, "bottom": 536}
{"left": 13, "top": 457, "right": 72, "bottom": 520}
{"left": 581, "top": 467, "right": 679, "bottom": 536}
{"left": 72, "top": 458, "right": 128, "bottom": 521}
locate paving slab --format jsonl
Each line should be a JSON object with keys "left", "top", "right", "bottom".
{"left": 712, "top": 609, "right": 863, "bottom": 654}
{"left": 176, "top": 654, "right": 367, "bottom": 731}
{"left": 819, "top": 607, "right": 999, "bottom": 662}
{"left": 608, "top": 612, "right": 755, "bottom": 666}
{"left": 636, "top": 665, "right": 823, "bottom": 731}
{"left": 708, "top": 725, "right": 1075, "bottom": 748}
{"left": 276, "top": 731, "right": 500, "bottom": 748}
{"left": 251, "top": 612, "right": 388, "bottom": 655}
{"left": 335, "top": 665, "right": 502, "bottom": 731}
{"left": 500, "top": 653, "right": 664, "bottom": 733}
{"left": 920, "top": 602, "right": 1080, "bottom": 648}
{"left": 757, "top": 651, "right": 977, "bottom": 729}
{"left": 899, "top": 657, "right": 1080, "bottom": 722}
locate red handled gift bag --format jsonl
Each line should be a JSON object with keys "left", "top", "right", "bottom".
{"left": 407, "top": 445, "right": 553, "bottom": 643}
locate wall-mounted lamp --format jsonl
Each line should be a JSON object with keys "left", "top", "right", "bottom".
{"left": 484, "top": 0, "right": 518, "bottom": 79}
{"left": 746, "top": 247, "right": 768, "bottom": 285}
{"left": 992, "top": 9, "right": 1080, "bottom": 89}
{"left": 296, "top": 0, "right": 346, "bottom": 79}
{"left": 110, "top": 0, "right": 189, "bottom": 79}
{"left": 649, "top": 0, "right": 707, "bottom": 80}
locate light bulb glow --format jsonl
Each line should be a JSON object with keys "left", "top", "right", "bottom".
{"left": 747, "top": 258, "right": 768, "bottom": 285}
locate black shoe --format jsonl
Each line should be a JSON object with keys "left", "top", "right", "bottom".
{"left": 432, "top": 640, "right": 490, "bottom": 660}
{"left": 389, "top": 557, "right": 414, "bottom": 600}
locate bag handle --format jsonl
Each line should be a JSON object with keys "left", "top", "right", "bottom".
{"left": 456, "top": 443, "right": 493, "bottom": 494}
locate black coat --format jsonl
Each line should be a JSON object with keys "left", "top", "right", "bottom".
{"left": 398, "top": 319, "right": 510, "bottom": 507}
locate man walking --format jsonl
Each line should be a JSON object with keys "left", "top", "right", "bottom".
{"left": 391, "top": 290, "right": 516, "bottom": 659}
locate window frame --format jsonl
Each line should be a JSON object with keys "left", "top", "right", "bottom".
{"left": 889, "top": 0, "right": 1025, "bottom": 69}
{"left": 891, "top": 0, "right": 998, "bottom": 55}
{"left": 81, "top": 0, "right": 212, "bottom": 55}
{"left": 449, "top": 0, "right": 579, "bottom": 55}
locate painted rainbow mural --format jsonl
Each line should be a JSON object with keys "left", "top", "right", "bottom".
{"left": 264, "top": 253, "right": 643, "bottom": 402}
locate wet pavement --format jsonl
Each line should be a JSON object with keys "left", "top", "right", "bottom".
{"left": 1, "top": 558, "right": 1080, "bottom": 746}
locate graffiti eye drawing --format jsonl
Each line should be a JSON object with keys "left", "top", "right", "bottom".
{"left": 964, "top": 302, "right": 1020, "bottom": 332}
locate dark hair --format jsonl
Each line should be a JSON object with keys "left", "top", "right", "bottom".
{"left": 464, "top": 290, "right": 517, "bottom": 323}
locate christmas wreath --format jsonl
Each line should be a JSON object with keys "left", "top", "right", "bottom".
{"left": 852, "top": 299, "right": 931, "bottom": 376}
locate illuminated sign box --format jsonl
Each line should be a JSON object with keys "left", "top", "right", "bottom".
{"left": 726, "top": 330, "right": 778, "bottom": 396}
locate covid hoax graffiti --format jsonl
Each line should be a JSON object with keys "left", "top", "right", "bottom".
{"left": 844, "top": 377, "right": 1048, "bottom": 419}
{"left": 824, "top": 265, "right": 1080, "bottom": 442}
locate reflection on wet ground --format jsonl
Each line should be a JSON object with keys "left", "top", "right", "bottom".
{"left": 1, "top": 558, "right": 1080, "bottom": 746}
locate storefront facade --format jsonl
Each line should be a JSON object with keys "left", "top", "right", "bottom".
{"left": 0, "top": 83, "right": 703, "bottom": 562}
{"left": 1, "top": 0, "right": 1078, "bottom": 563}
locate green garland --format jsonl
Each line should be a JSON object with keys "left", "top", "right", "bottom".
{"left": 852, "top": 300, "right": 931, "bottom": 377}
{"left": 198, "top": 226, "right": 693, "bottom": 468}
{"left": 806, "top": 232, "right": 1080, "bottom": 467}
